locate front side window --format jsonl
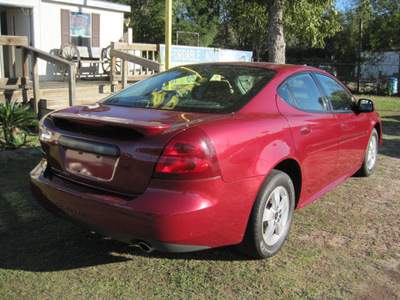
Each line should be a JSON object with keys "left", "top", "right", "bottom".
{"left": 102, "top": 65, "right": 276, "bottom": 114}
{"left": 285, "top": 73, "right": 327, "bottom": 111}
{"left": 315, "top": 73, "right": 356, "bottom": 111}
{"left": 70, "top": 13, "right": 91, "bottom": 47}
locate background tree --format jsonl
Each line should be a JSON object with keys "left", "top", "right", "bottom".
{"left": 327, "top": 0, "right": 400, "bottom": 57}
{"left": 365, "top": 0, "right": 400, "bottom": 87}
{"left": 366, "top": 0, "right": 400, "bottom": 50}
{"left": 323, "top": 9, "right": 362, "bottom": 79}
{"left": 113, "top": 0, "right": 341, "bottom": 63}
{"left": 265, "top": 0, "right": 340, "bottom": 63}
{"left": 111, "top": 0, "right": 166, "bottom": 44}
{"left": 174, "top": 0, "right": 221, "bottom": 46}
{"left": 219, "top": 0, "right": 268, "bottom": 61}
{"left": 114, "top": 0, "right": 222, "bottom": 46}
{"left": 284, "top": 0, "right": 340, "bottom": 49}
{"left": 321, "top": 0, "right": 399, "bottom": 86}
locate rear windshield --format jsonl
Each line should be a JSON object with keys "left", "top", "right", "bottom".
{"left": 101, "top": 64, "right": 276, "bottom": 114}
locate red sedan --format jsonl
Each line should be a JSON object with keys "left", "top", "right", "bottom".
{"left": 30, "top": 63, "right": 382, "bottom": 258}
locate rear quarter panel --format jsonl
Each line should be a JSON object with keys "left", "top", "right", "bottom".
{"left": 198, "top": 87, "right": 299, "bottom": 184}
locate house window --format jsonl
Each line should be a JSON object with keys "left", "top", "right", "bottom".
{"left": 70, "top": 12, "right": 91, "bottom": 47}
{"left": 61, "top": 9, "right": 100, "bottom": 47}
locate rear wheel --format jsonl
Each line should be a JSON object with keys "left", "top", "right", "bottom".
{"left": 356, "top": 128, "right": 378, "bottom": 177}
{"left": 238, "top": 170, "right": 295, "bottom": 259}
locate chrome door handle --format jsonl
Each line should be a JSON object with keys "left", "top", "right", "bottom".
{"left": 300, "top": 126, "right": 311, "bottom": 135}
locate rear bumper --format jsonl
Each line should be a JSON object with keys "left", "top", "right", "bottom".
{"left": 30, "top": 159, "right": 263, "bottom": 252}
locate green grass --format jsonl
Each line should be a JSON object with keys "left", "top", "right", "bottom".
{"left": 0, "top": 96, "right": 399, "bottom": 299}
{"left": 364, "top": 95, "right": 400, "bottom": 158}
{"left": 362, "top": 95, "right": 400, "bottom": 113}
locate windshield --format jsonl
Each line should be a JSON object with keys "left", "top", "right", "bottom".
{"left": 101, "top": 64, "right": 276, "bottom": 114}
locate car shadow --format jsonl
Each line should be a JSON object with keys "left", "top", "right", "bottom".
{"left": 1, "top": 181, "right": 249, "bottom": 273}
{"left": 0, "top": 150, "right": 254, "bottom": 273}
{"left": 1, "top": 210, "right": 250, "bottom": 272}
{"left": 379, "top": 114, "right": 400, "bottom": 159}
{"left": 380, "top": 138, "right": 400, "bottom": 159}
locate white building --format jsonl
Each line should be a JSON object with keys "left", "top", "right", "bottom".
{"left": 0, "top": 0, "right": 130, "bottom": 80}
{"left": 361, "top": 51, "right": 400, "bottom": 80}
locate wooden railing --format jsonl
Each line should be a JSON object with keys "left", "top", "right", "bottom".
{"left": 0, "top": 35, "right": 29, "bottom": 93}
{"left": 22, "top": 45, "right": 77, "bottom": 113}
{"left": 109, "top": 42, "right": 164, "bottom": 88}
{"left": 1, "top": 37, "right": 163, "bottom": 114}
{"left": 0, "top": 35, "right": 77, "bottom": 114}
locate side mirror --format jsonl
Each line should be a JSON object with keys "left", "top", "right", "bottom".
{"left": 357, "top": 99, "right": 374, "bottom": 113}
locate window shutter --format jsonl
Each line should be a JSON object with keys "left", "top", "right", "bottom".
{"left": 61, "top": 9, "right": 70, "bottom": 45}
{"left": 92, "top": 13, "right": 100, "bottom": 47}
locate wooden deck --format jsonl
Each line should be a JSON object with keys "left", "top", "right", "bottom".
{"left": 0, "top": 80, "right": 126, "bottom": 116}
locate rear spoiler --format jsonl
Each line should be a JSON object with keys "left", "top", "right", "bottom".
{"left": 51, "top": 112, "right": 171, "bottom": 136}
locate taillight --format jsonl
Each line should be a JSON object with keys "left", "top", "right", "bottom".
{"left": 154, "top": 127, "right": 221, "bottom": 180}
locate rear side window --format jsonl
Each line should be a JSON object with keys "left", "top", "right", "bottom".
{"left": 315, "top": 73, "right": 356, "bottom": 111}
{"left": 278, "top": 73, "right": 328, "bottom": 111}
{"left": 102, "top": 65, "right": 276, "bottom": 114}
{"left": 287, "top": 74, "right": 327, "bottom": 111}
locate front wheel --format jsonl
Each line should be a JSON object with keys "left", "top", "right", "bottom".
{"left": 356, "top": 128, "right": 379, "bottom": 177}
{"left": 238, "top": 170, "right": 295, "bottom": 259}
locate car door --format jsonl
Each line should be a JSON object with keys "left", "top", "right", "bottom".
{"left": 314, "top": 73, "right": 370, "bottom": 176}
{"left": 277, "top": 73, "right": 339, "bottom": 204}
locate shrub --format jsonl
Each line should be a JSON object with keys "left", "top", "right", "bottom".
{"left": 0, "top": 100, "right": 38, "bottom": 149}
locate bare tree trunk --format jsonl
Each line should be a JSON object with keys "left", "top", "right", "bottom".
{"left": 253, "top": 40, "right": 261, "bottom": 62}
{"left": 268, "top": 1, "right": 286, "bottom": 63}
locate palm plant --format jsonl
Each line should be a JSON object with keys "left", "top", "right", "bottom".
{"left": 0, "top": 100, "right": 38, "bottom": 149}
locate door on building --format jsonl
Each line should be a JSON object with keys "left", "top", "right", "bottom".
{"left": 0, "top": 6, "right": 32, "bottom": 78}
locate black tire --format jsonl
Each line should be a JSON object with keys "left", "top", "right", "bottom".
{"left": 238, "top": 170, "right": 295, "bottom": 259}
{"left": 356, "top": 128, "right": 378, "bottom": 177}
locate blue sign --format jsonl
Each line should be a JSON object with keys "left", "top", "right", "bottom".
{"left": 160, "top": 45, "right": 220, "bottom": 64}
{"left": 160, "top": 45, "right": 252, "bottom": 67}
{"left": 219, "top": 49, "right": 253, "bottom": 62}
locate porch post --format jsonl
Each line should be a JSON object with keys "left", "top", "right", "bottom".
{"left": 21, "top": 47, "right": 30, "bottom": 103}
{"left": 122, "top": 59, "right": 127, "bottom": 89}
{"left": 165, "top": 0, "right": 172, "bottom": 70}
{"left": 68, "top": 65, "right": 76, "bottom": 107}
{"left": 30, "top": 49, "right": 40, "bottom": 115}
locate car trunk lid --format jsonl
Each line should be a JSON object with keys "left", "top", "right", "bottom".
{"left": 42, "top": 103, "right": 228, "bottom": 196}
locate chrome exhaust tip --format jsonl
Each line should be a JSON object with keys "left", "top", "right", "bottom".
{"left": 138, "top": 241, "right": 154, "bottom": 253}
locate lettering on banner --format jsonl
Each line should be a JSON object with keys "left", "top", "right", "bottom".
{"left": 173, "top": 49, "right": 201, "bottom": 62}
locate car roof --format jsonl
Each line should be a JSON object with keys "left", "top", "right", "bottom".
{"left": 181, "top": 62, "right": 324, "bottom": 75}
